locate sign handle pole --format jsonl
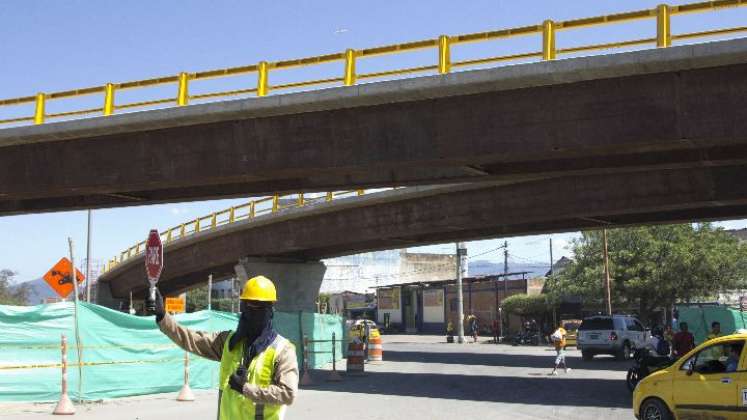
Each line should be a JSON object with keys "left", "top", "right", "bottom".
{"left": 68, "top": 238, "right": 84, "bottom": 403}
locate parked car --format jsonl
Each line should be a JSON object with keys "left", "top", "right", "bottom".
{"left": 576, "top": 315, "right": 647, "bottom": 361}
{"left": 633, "top": 332, "right": 747, "bottom": 420}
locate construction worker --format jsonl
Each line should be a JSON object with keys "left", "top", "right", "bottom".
{"left": 148, "top": 275, "right": 298, "bottom": 420}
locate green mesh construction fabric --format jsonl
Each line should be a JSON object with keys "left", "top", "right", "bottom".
{"left": 677, "top": 304, "right": 747, "bottom": 344}
{"left": 0, "top": 302, "right": 343, "bottom": 402}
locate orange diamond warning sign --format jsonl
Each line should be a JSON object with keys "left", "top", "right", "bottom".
{"left": 43, "top": 257, "right": 85, "bottom": 299}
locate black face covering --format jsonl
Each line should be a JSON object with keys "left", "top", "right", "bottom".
{"left": 228, "top": 303, "right": 277, "bottom": 364}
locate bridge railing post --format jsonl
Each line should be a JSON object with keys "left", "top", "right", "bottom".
{"left": 103, "top": 83, "right": 115, "bottom": 116}
{"left": 656, "top": 4, "right": 671, "bottom": 48}
{"left": 211, "top": 213, "right": 217, "bottom": 229}
{"left": 34, "top": 93, "right": 46, "bottom": 125}
{"left": 229, "top": 207, "right": 235, "bottom": 223}
{"left": 272, "top": 194, "right": 279, "bottom": 212}
{"left": 177, "top": 72, "right": 189, "bottom": 106}
{"left": 344, "top": 49, "right": 356, "bottom": 86}
{"left": 438, "top": 35, "right": 451, "bottom": 74}
{"left": 257, "top": 62, "right": 269, "bottom": 97}
{"left": 326, "top": 192, "right": 333, "bottom": 202}
{"left": 250, "top": 201, "right": 256, "bottom": 218}
{"left": 542, "top": 20, "right": 556, "bottom": 60}
{"left": 297, "top": 193, "right": 305, "bottom": 207}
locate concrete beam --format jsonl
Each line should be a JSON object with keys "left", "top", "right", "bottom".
{"left": 103, "top": 164, "right": 747, "bottom": 299}
{"left": 3, "top": 38, "right": 747, "bottom": 214}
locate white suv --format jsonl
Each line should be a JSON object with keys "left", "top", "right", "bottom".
{"left": 576, "top": 315, "right": 648, "bottom": 361}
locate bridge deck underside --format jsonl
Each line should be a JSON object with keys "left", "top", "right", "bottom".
{"left": 2, "top": 40, "right": 747, "bottom": 215}
{"left": 102, "top": 164, "right": 747, "bottom": 299}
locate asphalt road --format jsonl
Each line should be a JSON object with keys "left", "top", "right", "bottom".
{"left": 2, "top": 335, "right": 634, "bottom": 419}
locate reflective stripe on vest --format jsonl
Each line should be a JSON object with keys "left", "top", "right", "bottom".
{"left": 218, "top": 334, "right": 289, "bottom": 420}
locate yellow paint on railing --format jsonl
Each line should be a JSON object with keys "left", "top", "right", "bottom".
{"left": 542, "top": 20, "right": 556, "bottom": 60}
{"left": 657, "top": 4, "right": 672, "bottom": 48}
{"left": 2, "top": 1, "right": 746, "bottom": 127}
{"left": 104, "top": 83, "right": 115, "bottom": 116}
{"left": 102, "top": 190, "right": 376, "bottom": 273}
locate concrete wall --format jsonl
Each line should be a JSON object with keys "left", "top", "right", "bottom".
{"left": 445, "top": 278, "right": 528, "bottom": 334}
{"left": 422, "top": 289, "right": 445, "bottom": 324}
{"left": 376, "top": 286, "right": 402, "bottom": 327}
{"left": 399, "top": 251, "right": 456, "bottom": 283}
{"left": 321, "top": 250, "right": 455, "bottom": 294}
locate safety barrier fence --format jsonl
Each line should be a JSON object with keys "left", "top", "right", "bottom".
{"left": 1, "top": 1, "right": 746, "bottom": 127}
{"left": 0, "top": 302, "right": 345, "bottom": 402}
{"left": 300, "top": 332, "right": 345, "bottom": 384}
{"left": 102, "top": 189, "right": 371, "bottom": 274}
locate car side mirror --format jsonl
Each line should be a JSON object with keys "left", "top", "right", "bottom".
{"left": 686, "top": 361, "right": 695, "bottom": 376}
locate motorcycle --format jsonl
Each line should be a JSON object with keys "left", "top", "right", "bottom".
{"left": 511, "top": 330, "right": 540, "bottom": 346}
{"left": 626, "top": 348, "right": 675, "bottom": 392}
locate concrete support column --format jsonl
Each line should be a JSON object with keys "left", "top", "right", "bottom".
{"left": 234, "top": 257, "right": 326, "bottom": 313}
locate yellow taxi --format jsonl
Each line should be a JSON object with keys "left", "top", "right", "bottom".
{"left": 633, "top": 332, "right": 746, "bottom": 420}
{"left": 348, "top": 319, "right": 381, "bottom": 341}
{"left": 562, "top": 319, "right": 581, "bottom": 348}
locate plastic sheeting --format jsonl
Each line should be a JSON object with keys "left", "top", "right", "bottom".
{"left": 677, "top": 304, "right": 747, "bottom": 344}
{"left": 0, "top": 302, "right": 343, "bottom": 402}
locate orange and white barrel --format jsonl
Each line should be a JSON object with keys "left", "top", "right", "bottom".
{"left": 346, "top": 340, "right": 365, "bottom": 375}
{"left": 367, "top": 336, "right": 383, "bottom": 363}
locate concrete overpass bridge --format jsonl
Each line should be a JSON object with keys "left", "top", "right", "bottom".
{"left": 2, "top": 2, "right": 747, "bottom": 215}
{"left": 98, "top": 163, "right": 747, "bottom": 311}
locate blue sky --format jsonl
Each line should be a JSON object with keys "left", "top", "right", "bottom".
{"left": 1, "top": 1, "right": 747, "bottom": 283}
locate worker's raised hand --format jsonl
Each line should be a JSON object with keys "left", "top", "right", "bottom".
{"left": 146, "top": 288, "right": 165, "bottom": 323}
{"left": 228, "top": 368, "right": 247, "bottom": 394}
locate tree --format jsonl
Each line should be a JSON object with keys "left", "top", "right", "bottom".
{"left": 502, "top": 294, "right": 554, "bottom": 317}
{"left": 546, "top": 224, "right": 747, "bottom": 323}
{"left": 186, "top": 284, "right": 235, "bottom": 312}
{"left": 0, "top": 269, "right": 30, "bottom": 305}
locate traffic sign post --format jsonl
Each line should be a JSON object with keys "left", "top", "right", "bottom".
{"left": 145, "top": 229, "right": 164, "bottom": 309}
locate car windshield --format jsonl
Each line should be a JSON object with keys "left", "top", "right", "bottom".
{"left": 579, "top": 318, "right": 614, "bottom": 330}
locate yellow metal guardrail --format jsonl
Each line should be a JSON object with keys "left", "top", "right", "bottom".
{"left": 102, "top": 190, "right": 366, "bottom": 274}
{"left": 1, "top": 1, "right": 747, "bottom": 127}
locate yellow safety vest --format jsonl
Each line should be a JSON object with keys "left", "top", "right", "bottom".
{"left": 218, "top": 333, "right": 289, "bottom": 420}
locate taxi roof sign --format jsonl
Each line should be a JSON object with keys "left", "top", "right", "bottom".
{"left": 43, "top": 257, "right": 85, "bottom": 299}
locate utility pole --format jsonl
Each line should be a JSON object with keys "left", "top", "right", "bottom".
{"left": 603, "top": 229, "right": 612, "bottom": 315}
{"left": 550, "top": 237, "right": 556, "bottom": 328}
{"left": 85, "top": 210, "right": 93, "bottom": 302}
{"left": 549, "top": 237, "right": 554, "bottom": 277}
{"left": 456, "top": 242, "right": 467, "bottom": 344}
{"left": 503, "top": 240, "right": 508, "bottom": 296}
{"left": 207, "top": 274, "right": 213, "bottom": 311}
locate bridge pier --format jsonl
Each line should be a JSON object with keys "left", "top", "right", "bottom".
{"left": 234, "top": 257, "right": 326, "bottom": 312}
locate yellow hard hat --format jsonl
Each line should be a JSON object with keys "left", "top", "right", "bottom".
{"left": 239, "top": 275, "right": 277, "bottom": 302}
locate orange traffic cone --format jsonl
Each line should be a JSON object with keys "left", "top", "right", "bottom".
{"left": 53, "top": 334, "right": 75, "bottom": 415}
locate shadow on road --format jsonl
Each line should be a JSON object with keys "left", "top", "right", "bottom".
{"left": 382, "top": 350, "right": 630, "bottom": 372}
{"left": 304, "top": 370, "right": 631, "bottom": 408}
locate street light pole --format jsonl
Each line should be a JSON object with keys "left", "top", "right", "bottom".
{"left": 85, "top": 210, "right": 93, "bottom": 303}
{"left": 603, "top": 229, "right": 612, "bottom": 315}
{"left": 456, "top": 242, "right": 467, "bottom": 344}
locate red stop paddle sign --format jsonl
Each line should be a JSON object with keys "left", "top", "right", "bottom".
{"left": 145, "top": 229, "right": 164, "bottom": 282}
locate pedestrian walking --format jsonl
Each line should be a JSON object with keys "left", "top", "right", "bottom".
{"left": 549, "top": 323, "right": 570, "bottom": 376}
{"left": 672, "top": 322, "right": 695, "bottom": 358}
{"left": 492, "top": 318, "right": 500, "bottom": 344}
{"left": 468, "top": 314, "right": 479, "bottom": 343}
{"left": 148, "top": 275, "right": 298, "bottom": 420}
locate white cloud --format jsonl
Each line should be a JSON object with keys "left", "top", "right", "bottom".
{"left": 170, "top": 208, "right": 188, "bottom": 216}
